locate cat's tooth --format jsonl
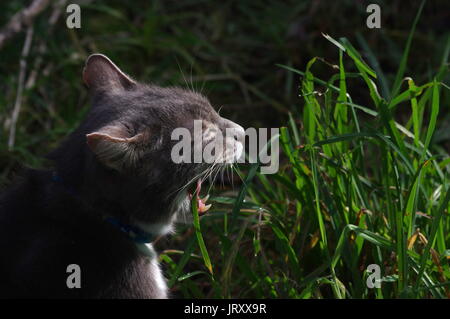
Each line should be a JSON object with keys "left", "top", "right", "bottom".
{"left": 201, "top": 194, "right": 210, "bottom": 203}
{"left": 198, "top": 202, "right": 212, "bottom": 214}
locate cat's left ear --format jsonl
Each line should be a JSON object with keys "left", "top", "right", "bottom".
{"left": 83, "top": 54, "right": 136, "bottom": 92}
{"left": 86, "top": 124, "right": 148, "bottom": 170}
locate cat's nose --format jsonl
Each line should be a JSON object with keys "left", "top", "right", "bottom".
{"left": 221, "top": 118, "right": 245, "bottom": 143}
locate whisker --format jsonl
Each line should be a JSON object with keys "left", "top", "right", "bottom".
{"left": 175, "top": 58, "right": 191, "bottom": 93}
{"left": 221, "top": 166, "right": 225, "bottom": 188}
{"left": 189, "top": 63, "right": 196, "bottom": 93}
{"left": 171, "top": 164, "right": 210, "bottom": 196}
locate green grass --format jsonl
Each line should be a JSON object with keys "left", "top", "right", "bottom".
{"left": 1, "top": 0, "right": 449, "bottom": 299}
{"left": 163, "top": 11, "right": 450, "bottom": 298}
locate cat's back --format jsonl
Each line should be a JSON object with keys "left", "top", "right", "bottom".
{"left": 0, "top": 171, "right": 166, "bottom": 298}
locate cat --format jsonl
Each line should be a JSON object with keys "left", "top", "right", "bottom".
{"left": 0, "top": 54, "right": 245, "bottom": 298}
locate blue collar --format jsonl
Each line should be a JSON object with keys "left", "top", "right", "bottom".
{"left": 52, "top": 171, "right": 155, "bottom": 244}
{"left": 104, "top": 217, "right": 155, "bottom": 244}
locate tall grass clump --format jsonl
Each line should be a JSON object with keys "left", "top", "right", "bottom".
{"left": 163, "top": 3, "right": 450, "bottom": 299}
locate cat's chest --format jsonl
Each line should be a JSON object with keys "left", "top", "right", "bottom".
{"left": 103, "top": 244, "right": 168, "bottom": 299}
{"left": 140, "top": 243, "right": 168, "bottom": 297}
{"left": 145, "top": 244, "right": 168, "bottom": 298}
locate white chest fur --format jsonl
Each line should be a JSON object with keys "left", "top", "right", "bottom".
{"left": 137, "top": 243, "right": 168, "bottom": 299}
{"left": 148, "top": 245, "right": 168, "bottom": 298}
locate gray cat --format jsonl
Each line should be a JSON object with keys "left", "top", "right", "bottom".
{"left": 0, "top": 54, "right": 244, "bottom": 298}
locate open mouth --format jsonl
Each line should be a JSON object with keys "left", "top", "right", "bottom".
{"left": 188, "top": 179, "right": 211, "bottom": 215}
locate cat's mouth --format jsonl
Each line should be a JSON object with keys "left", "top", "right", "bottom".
{"left": 188, "top": 179, "right": 211, "bottom": 215}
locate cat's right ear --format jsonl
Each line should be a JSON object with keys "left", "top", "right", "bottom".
{"left": 83, "top": 54, "right": 136, "bottom": 92}
{"left": 86, "top": 124, "right": 148, "bottom": 170}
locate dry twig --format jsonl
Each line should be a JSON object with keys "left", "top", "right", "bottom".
{"left": 0, "top": 0, "right": 50, "bottom": 50}
{"left": 8, "top": 27, "right": 34, "bottom": 150}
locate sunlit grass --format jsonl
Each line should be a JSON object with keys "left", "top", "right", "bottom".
{"left": 165, "top": 4, "right": 450, "bottom": 298}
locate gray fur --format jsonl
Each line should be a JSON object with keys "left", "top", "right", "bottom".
{"left": 0, "top": 54, "right": 244, "bottom": 298}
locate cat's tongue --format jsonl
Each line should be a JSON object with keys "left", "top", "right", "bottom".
{"left": 192, "top": 179, "right": 211, "bottom": 215}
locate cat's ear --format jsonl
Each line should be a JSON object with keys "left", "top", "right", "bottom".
{"left": 83, "top": 54, "right": 136, "bottom": 92}
{"left": 86, "top": 124, "right": 147, "bottom": 170}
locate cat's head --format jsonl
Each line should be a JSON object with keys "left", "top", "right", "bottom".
{"left": 58, "top": 54, "right": 244, "bottom": 230}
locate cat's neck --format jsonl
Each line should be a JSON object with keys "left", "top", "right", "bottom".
{"left": 33, "top": 169, "right": 170, "bottom": 246}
